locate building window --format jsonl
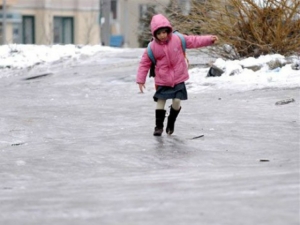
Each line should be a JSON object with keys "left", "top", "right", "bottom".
{"left": 139, "top": 5, "right": 148, "bottom": 19}
{"left": 100, "top": 0, "right": 117, "bottom": 20}
{"left": 22, "top": 16, "right": 35, "bottom": 44}
{"left": 139, "top": 4, "right": 156, "bottom": 19}
{"left": 53, "top": 17, "right": 74, "bottom": 44}
{"left": 111, "top": 0, "right": 117, "bottom": 19}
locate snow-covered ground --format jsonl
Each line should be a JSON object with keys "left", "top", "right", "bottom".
{"left": 0, "top": 44, "right": 299, "bottom": 92}
{"left": 0, "top": 44, "right": 299, "bottom": 225}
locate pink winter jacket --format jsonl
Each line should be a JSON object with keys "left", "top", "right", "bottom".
{"left": 136, "top": 14, "right": 215, "bottom": 87}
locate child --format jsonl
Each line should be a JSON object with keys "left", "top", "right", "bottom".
{"left": 136, "top": 14, "right": 218, "bottom": 136}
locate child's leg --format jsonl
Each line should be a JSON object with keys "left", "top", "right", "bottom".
{"left": 153, "top": 99, "right": 167, "bottom": 136}
{"left": 166, "top": 98, "right": 182, "bottom": 135}
{"left": 156, "top": 99, "right": 166, "bottom": 110}
{"left": 172, "top": 98, "right": 181, "bottom": 110}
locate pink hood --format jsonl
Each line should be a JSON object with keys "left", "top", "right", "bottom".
{"left": 150, "top": 14, "right": 173, "bottom": 37}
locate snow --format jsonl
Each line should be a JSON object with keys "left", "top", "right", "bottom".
{"left": 0, "top": 44, "right": 299, "bottom": 225}
{"left": 0, "top": 44, "right": 299, "bottom": 92}
{"left": 0, "top": 44, "right": 120, "bottom": 69}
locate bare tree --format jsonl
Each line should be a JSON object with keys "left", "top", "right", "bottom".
{"left": 136, "top": 0, "right": 300, "bottom": 57}
{"left": 162, "top": 0, "right": 300, "bottom": 58}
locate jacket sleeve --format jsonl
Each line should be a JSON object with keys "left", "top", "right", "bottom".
{"left": 184, "top": 35, "right": 214, "bottom": 49}
{"left": 136, "top": 49, "right": 152, "bottom": 84}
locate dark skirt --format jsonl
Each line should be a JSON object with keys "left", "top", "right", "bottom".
{"left": 153, "top": 82, "right": 188, "bottom": 102}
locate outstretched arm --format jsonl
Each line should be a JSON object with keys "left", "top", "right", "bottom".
{"left": 185, "top": 34, "right": 219, "bottom": 49}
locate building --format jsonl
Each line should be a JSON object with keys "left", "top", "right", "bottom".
{"left": 0, "top": 0, "right": 100, "bottom": 45}
{"left": 0, "top": 0, "right": 193, "bottom": 47}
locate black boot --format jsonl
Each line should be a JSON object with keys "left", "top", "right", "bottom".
{"left": 153, "top": 109, "right": 166, "bottom": 136}
{"left": 166, "top": 106, "right": 181, "bottom": 135}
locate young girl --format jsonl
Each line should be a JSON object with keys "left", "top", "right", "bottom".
{"left": 136, "top": 14, "right": 218, "bottom": 136}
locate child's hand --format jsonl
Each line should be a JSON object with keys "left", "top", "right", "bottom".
{"left": 138, "top": 83, "right": 146, "bottom": 93}
{"left": 211, "top": 36, "right": 219, "bottom": 44}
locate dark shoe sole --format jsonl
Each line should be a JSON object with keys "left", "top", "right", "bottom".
{"left": 153, "top": 128, "right": 163, "bottom": 136}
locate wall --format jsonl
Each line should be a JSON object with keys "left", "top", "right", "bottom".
{"left": 1, "top": 0, "right": 192, "bottom": 47}
{"left": 1, "top": 0, "right": 100, "bottom": 45}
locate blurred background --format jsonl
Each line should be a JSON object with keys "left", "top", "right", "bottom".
{"left": 0, "top": 0, "right": 184, "bottom": 47}
{"left": 0, "top": 0, "right": 299, "bottom": 58}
